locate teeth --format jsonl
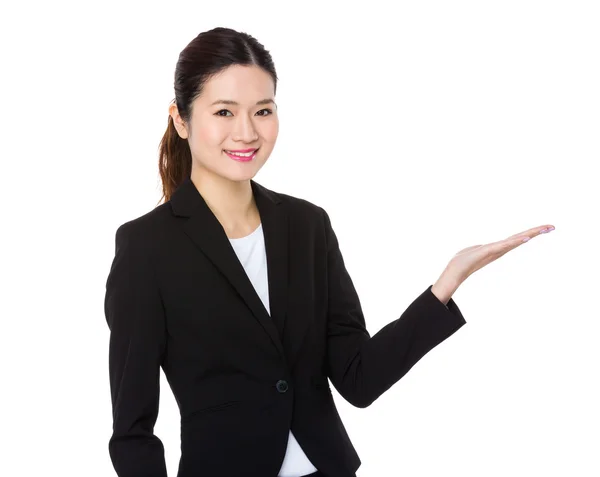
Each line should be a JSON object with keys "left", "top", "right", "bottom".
{"left": 226, "top": 150, "right": 255, "bottom": 157}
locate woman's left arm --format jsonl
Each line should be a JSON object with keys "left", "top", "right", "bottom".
{"left": 320, "top": 206, "right": 554, "bottom": 409}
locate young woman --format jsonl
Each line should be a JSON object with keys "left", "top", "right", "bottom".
{"left": 104, "top": 27, "right": 554, "bottom": 477}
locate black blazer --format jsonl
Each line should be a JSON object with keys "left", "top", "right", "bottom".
{"left": 104, "top": 177, "right": 467, "bottom": 477}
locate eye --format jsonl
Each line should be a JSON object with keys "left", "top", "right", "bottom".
{"left": 214, "top": 109, "right": 273, "bottom": 117}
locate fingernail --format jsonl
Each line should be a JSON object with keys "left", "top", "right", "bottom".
{"left": 522, "top": 237, "right": 531, "bottom": 242}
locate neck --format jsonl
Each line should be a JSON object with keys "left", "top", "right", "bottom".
{"left": 190, "top": 170, "right": 259, "bottom": 232}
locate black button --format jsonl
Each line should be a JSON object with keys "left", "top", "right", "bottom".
{"left": 276, "top": 380, "right": 288, "bottom": 393}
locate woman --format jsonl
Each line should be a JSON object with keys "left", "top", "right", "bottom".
{"left": 104, "top": 27, "right": 554, "bottom": 477}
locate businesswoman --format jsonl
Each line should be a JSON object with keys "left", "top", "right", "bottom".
{"left": 104, "top": 27, "right": 554, "bottom": 477}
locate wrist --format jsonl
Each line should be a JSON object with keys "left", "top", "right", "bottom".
{"left": 431, "top": 274, "right": 460, "bottom": 306}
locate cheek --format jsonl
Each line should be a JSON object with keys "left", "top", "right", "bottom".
{"left": 193, "top": 123, "right": 228, "bottom": 148}
{"left": 262, "top": 120, "right": 279, "bottom": 141}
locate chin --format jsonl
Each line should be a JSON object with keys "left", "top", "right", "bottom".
{"left": 221, "top": 168, "right": 261, "bottom": 183}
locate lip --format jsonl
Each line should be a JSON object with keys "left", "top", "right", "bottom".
{"left": 224, "top": 148, "right": 258, "bottom": 153}
{"left": 224, "top": 148, "right": 259, "bottom": 162}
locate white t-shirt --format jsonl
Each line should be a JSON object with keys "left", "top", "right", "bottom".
{"left": 229, "top": 223, "right": 319, "bottom": 477}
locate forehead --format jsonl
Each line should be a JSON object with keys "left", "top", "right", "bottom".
{"left": 199, "top": 65, "right": 275, "bottom": 104}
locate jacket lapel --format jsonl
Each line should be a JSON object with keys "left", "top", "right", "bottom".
{"left": 169, "top": 177, "right": 289, "bottom": 359}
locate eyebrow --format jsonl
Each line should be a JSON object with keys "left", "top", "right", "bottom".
{"left": 210, "top": 99, "right": 276, "bottom": 106}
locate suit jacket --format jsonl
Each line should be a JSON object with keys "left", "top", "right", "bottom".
{"left": 104, "top": 176, "right": 467, "bottom": 477}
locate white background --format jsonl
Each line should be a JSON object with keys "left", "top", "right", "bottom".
{"left": 1, "top": 0, "right": 598, "bottom": 476}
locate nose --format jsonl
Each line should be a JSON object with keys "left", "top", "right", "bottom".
{"left": 232, "top": 113, "right": 259, "bottom": 142}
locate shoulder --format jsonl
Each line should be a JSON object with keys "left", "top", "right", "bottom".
{"left": 261, "top": 182, "right": 328, "bottom": 224}
{"left": 260, "top": 184, "right": 340, "bottom": 251}
{"left": 112, "top": 201, "right": 172, "bottom": 250}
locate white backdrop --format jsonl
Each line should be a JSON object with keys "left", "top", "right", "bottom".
{"left": 1, "top": 0, "right": 598, "bottom": 476}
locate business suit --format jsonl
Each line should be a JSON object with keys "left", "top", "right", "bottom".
{"left": 104, "top": 176, "right": 467, "bottom": 477}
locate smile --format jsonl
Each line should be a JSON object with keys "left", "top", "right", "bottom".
{"left": 224, "top": 149, "right": 259, "bottom": 162}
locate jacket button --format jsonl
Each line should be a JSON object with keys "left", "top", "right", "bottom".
{"left": 276, "top": 380, "right": 289, "bottom": 393}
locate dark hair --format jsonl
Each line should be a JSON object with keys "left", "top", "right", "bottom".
{"left": 157, "top": 27, "right": 278, "bottom": 205}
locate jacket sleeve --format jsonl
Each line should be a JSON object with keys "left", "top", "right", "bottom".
{"left": 320, "top": 207, "right": 467, "bottom": 409}
{"left": 104, "top": 223, "right": 168, "bottom": 477}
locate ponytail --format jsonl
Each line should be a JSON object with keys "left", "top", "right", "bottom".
{"left": 157, "top": 112, "right": 192, "bottom": 205}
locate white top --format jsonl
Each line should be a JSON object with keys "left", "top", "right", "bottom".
{"left": 229, "top": 223, "right": 319, "bottom": 477}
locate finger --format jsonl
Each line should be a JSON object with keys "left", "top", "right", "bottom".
{"left": 507, "top": 225, "right": 554, "bottom": 240}
{"left": 485, "top": 234, "right": 531, "bottom": 256}
{"left": 459, "top": 224, "right": 555, "bottom": 261}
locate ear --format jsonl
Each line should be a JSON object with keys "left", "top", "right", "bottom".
{"left": 169, "top": 102, "right": 189, "bottom": 139}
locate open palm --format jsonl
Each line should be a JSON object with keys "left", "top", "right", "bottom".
{"left": 449, "top": 224, "right": 555, "bottom": 282}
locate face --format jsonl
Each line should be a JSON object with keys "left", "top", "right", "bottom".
{"left": 170, "top": 64, "right": 279, "bottom": 185}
